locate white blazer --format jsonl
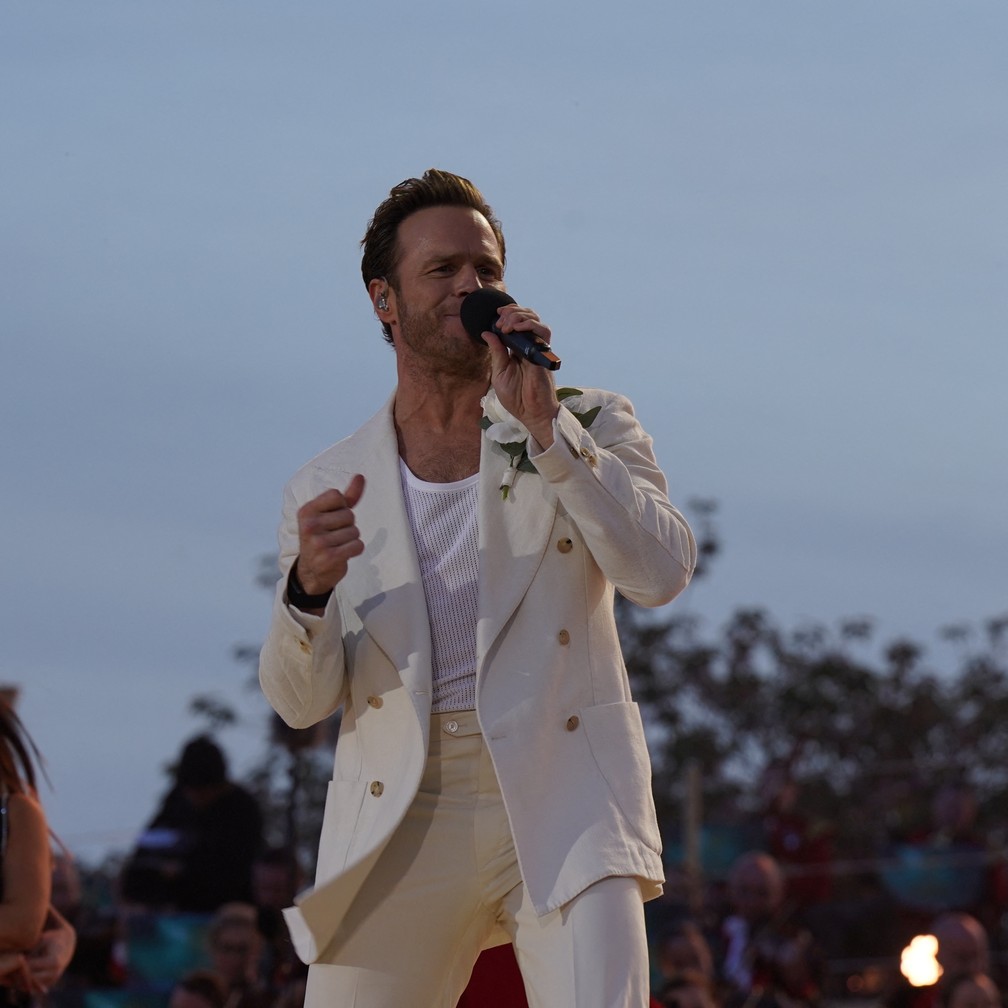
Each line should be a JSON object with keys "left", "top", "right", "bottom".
{"left": 259, "top": 388, "right": 695, "bottom": 963}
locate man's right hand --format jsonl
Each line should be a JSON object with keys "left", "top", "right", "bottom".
{"left": 295, "top": 473, "right": 366, "bottom": 595}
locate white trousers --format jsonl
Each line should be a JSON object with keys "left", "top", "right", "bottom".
{"left": 303, "top": 711, "right": 651, "bottom": 1007}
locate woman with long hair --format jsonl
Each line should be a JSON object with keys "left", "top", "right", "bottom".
{"left": 0, "top": 696, "right": 53, "bottom": 996}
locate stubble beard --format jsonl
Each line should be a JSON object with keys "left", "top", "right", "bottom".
{"left": 397, "top": 297, "right": 489, "bottom": 382}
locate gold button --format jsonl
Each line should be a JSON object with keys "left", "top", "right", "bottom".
{"left": 367, "top": 695, "right": 383, "bottom": 708}
{"left": 579, "top": 446, "right": 591, "bottom": 458}
{"left": 557, "top": 538, "right": 573, "bottom": 553}
{"left": 566, "top": 716, "right": 580, "bottom": 732}
{"left": 444, "top": 720, "right": 459, "bottom": 734}
{"left": 558, "top": 629, "right": 570, "bottom": 645}
{"left": 370, "top": 781, "right": 384, "bottom": 797}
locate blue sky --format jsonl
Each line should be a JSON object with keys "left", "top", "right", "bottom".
{"left": 2, "top": 1, "right": 1005, "bottom": 862}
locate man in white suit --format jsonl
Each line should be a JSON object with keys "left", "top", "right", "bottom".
{"left": 259, "top": 169, "right": 696, "bottom": 1007}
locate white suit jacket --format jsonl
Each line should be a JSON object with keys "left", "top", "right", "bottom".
{"left": 259, "top": 388, "right": 696, "bottom": 963}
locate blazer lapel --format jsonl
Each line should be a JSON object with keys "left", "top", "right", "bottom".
{"left": 476, "top": 436, "right": 557, "bottom": 664}
{"left": 310, "top": 396, "right": 557, "bottom": 695}
{"left": 309, "top": 396, "right": 432, "bottom": 701}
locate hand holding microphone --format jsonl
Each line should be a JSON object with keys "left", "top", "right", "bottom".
{"left": 460, "top": 288, "right": 561, "bottom": 370}
{"left": 462, "top": 288, "right": 561, "bottom": 449}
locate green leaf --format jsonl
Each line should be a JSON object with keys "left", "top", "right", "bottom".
{"left": 555, "top": 386, "right": 583, "bottom": 402}
{"left": 572, "top": 405, "right": 601, "bottom": 429}
{"left": 517, "top": 457, "right": 537, "bottom": 473}
{"left": 480, "top": 416, "right": 492, "bottom": 430}
{"left": 499, "top": 441, "right": 528, "bottom": 459}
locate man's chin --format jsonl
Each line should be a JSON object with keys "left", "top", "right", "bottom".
{"left": 442, "top": 348, "right": 491, "bottom": 382}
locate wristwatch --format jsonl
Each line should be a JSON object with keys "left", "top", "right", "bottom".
{"left": 287, "top": 561, "right": 333, "bottom": 611}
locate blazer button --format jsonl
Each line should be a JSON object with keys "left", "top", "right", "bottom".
{"left": 370, "top": 781, "right": 384, "bottom": 797}
{"left": 557, "top": 537, "right": 573, "bottom": 554}
{"left": 558, "top": 629, "right": 571, "bottom": 646}
{"left": 367, "top": 695, "right": 383, "bottom": 708}
{"left": 566, "top": 715, "right": 580, "bottom": 732}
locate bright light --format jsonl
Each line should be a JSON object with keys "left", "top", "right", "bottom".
{"left": 901, "top": 935, "right": 942, "bottom": 987}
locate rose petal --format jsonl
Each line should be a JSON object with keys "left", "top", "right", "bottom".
{"left": 485, "top": 421, "right": 528, "bottom": 445}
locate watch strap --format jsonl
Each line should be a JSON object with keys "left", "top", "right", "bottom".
{"left": 287, "top": 561, "right": 333, "bottom": 611}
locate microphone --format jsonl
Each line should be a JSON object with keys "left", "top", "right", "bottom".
{"left": 460, "top": 288, "right": 561, "bottom": 370}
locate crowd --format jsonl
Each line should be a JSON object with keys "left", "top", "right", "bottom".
{"left": 634, "top": 762, "right": 1008, "bottom": 1008}
{"left": 6, "top": 707, "right": 1006, "bottom": 1008}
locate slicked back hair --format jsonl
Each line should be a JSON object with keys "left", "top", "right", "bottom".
{"left": 360, "top": 169, "right": 506, "bottom": 344}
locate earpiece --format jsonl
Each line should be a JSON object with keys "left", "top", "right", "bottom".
{"left": 377, "top": 293, "right": 388, "bottom": 311}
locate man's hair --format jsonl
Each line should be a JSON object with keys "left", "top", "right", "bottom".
{"left": 360, "top": 169, "right": 506, "bottom": 344}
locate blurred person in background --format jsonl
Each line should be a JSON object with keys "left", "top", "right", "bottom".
{"left": 940, "top": 972, "right": 1001, "bottom": 1008}
{"left": 43, "top": 853, "right": 121, "bottom": 1003}
{"left": 716, "top": 852, "right": 823, "bottom": 1008}
{"left": 757, "top": 759, "right": 833, "bottom": 910}
{"left": 121, "top": 736, "right": 264, "bottom": 913}
{"left": 206, "top": 903, "right": 270, "bottom": 1008}
{"left": 659, "top": 969, "right": 719, "bottom": 1008}
{"left": 169, "top": 969, "right": 228, "bottom": 1008}
{"left": 0, "top": 696, "right": 76, "bottom": 1002}
{"left": 250, "top": 847, "right": 306, "bottom": 1001}
{"left": 886, "top": 912, "right": 992, "bottom": 1008}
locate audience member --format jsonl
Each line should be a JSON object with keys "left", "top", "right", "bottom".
{"left": 251, "top": 847, "right": 301, "bottom": 915}
{"left": 883, "top": 781, "right": 1008, "bottom": 940}
{"left": 206, "top": 902, "right": 270, "bottom": 1008}
{"left": 757, "top": 760, "right": 834, "bottom": 907}
{"left": 886, "top": 912, "right": 991, "bottom": 1008}
{"left": 121, "top": 736, "right": 264, "bottom": 913}
{"left": 250, "top": 847, "right": 306, "bottom": 1000}
{"left": 169, "top": 969, "right": 228, "bottom": 1008}
{"left": 716, "top": 852, "right": 823, "bottom": 1008}
{"left": 0, "top": 697, "right": 57, "bottom": 1000}
{"left": 656, "top": 919, "right": 715, "bottom": 987}
{"left": 933, "top": 913, "right": 991, "bottom": 978}
{"left": 22, "top": 908, "right": 78, "bottom": 998}
{"left": 43, "top": 852, "right": 121, "bottom": 999}
{"left": 941, "top": 972, "right": 1001, "bottom": 1008}
{"left": 718, "top": 852, "right": 788, "bottom": 993}
{"left": 659, "top": 968, "right": 720, "bottom": 1008}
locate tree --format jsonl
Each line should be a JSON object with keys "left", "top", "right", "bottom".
{"left": 617, "top": 540, "right": 1008, "bottom": 867}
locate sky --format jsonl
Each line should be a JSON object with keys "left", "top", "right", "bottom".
{"left": 2, "top": 1, "right": 1005, "bottom": 864}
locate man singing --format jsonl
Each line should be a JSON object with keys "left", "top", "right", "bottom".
{"left": 259, "top": 169, "right": 696, "bottom": 1006}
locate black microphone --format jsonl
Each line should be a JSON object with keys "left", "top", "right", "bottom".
{"left": 460, "top": 288, "right": 561, "bottom": 370}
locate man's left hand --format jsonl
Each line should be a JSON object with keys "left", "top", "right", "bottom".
{"left": 483, "top": 304, "right": 559, "bottom": 448}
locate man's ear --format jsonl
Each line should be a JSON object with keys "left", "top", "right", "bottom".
{"left": 368, "top": 277, "right": 393, "bottom": 318}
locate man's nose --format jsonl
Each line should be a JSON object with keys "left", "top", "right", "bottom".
{"left": 455, "top": 265, "right": 486, "bottom": 296}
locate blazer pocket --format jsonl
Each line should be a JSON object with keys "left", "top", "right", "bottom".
{"left": 580, "top": 701, "right": 662, "bottom": 852}
{"left": 314, "top": 779, "right": 367, "bottom": 884}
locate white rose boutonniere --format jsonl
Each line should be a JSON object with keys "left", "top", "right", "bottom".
{"left": 480, "top": 386, "right": 601, "bottom": 499}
